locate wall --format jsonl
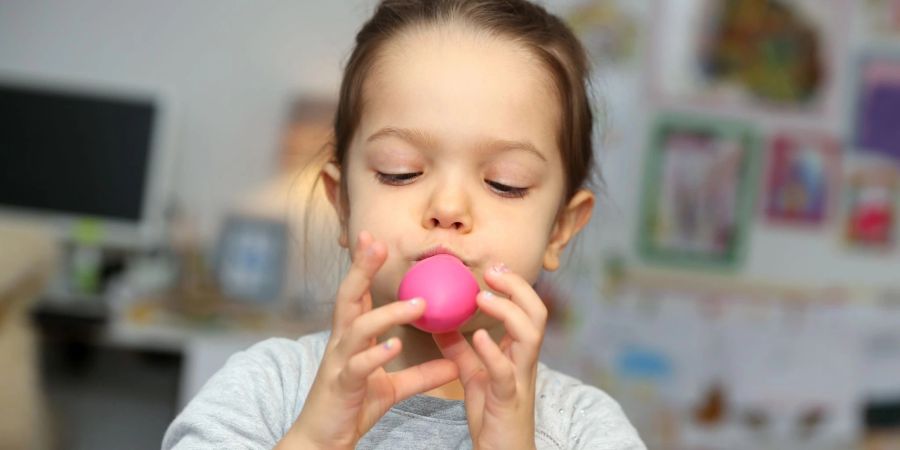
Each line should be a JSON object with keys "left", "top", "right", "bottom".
{"left": 2, "top": 0, "right": 897, "bottom": 285}
{"left": 0, "top": 0, "right": 369, "bottom": 238}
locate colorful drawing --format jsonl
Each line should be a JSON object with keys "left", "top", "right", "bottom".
{"left": 648, "top": 0, "right": 847, "bottom": 117}
{"left": 565, "top": 0, "right": 640, "bottom": 65}
{"left": 843, "top": 165, "right": 899, "bottom": 249}
{"left": 699, "top": 0, "right": 824, "bottom": 105}
{"left": 853, "top": 54, "right": 900, "bottom": 162}
{"left": 638, "top": 114, "right": 760, "bottom": 268}
{"left": 763, "top": 131, "right": 841, "bottom": 225}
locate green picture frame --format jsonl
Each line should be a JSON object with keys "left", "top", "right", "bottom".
{"left": 637, "top": 113, "right": 761, "bottom": 270}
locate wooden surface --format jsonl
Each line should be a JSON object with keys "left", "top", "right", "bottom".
{"left": 0, "top": 222, "right": 56, "bottom": 450}
{"left": 0, "top": 222, "right": 56, "bottom": 314}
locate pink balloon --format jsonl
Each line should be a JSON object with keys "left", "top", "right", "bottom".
{"left": 397, "top": 254, "right": 479, "bottom": 333}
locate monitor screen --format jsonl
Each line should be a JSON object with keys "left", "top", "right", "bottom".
{"left": 0, "top": 83, "right": 156, "bottom": 223}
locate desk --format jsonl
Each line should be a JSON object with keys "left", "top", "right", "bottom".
{"left": 34, "top": 292, "right": 331, "bottom": 411}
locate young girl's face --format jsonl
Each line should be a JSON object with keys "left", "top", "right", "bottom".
{"left": 327, "top": 26, "right": 588, "bottom": 332}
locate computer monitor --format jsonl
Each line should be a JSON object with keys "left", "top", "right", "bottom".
{"left": 0, "top": 75, "right": 176, "bottom": 248}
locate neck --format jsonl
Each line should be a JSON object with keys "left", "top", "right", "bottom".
{"left": 381, "top": 324, "right": 504, "bottom": 401}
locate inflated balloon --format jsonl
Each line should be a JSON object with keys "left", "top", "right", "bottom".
{"left": 397, "top": 254, "right": 479, "bottom": 333}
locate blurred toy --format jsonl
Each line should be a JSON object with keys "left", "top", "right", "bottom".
{"left": 215, "top": 215, "right": 287, "bottom": 303}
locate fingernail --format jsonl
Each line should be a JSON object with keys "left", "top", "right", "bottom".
{"left": 482, "top": 291, "right": 494, "bottom": 300}
{"left": 383, "top": 338, "right": 396, "bottom": 350}
{"left": 408, "top": 298, "right": 423, "bottom": 307}
{"left": 491, "top": 263, "right": 510, "bottom": 274}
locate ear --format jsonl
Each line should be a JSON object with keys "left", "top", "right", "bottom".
{"left": 543, "top": 189, "right": 595, "bottom": 271}
{"left": 321, "top": 161, "right": 349, "bottom": 248}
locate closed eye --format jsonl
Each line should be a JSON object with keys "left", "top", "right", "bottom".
{"left": 375, "top": 172, "right": 527, "bottom": 198}
{"left": 486, "top": 180, "right": 529, "bottom": 199}
{"left": 375, "top": 171, "right": 421, "bottom": 186}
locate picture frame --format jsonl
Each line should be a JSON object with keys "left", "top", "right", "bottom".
{"left": 646, "top": 0, "right": 849, "bottom": 119}
{"left": 850, "top": 52, "right": 900, "bottom": 162}
{"left": 762, "top": 130, "right": 842, "bottom": 227}
{"left": 842, "top": 163, "right": 899, "bottom": 250}
{"left": 215, "top": 214, "right": 288, "bottom": 303}
{"left": 638, "top": 113, "right": 761, "bottom": 269}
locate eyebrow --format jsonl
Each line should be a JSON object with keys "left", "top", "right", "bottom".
{"left": 366, "top": 126, "right": 547, "bottom": 162}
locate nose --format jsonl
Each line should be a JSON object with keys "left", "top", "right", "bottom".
{"left": 422, "top": 180, "right": 473, "bottom": 233}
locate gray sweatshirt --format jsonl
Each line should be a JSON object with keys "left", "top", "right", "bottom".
{"left": 163, "top": 331, "right": 645, "bottom": 449}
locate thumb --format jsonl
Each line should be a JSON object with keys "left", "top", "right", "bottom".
{"left": 433, "top": 332, "right": 483, "bottom": 384}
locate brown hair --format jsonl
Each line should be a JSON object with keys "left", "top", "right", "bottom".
{"left": 330, "top": 0, "right": 598, "bottom": 218}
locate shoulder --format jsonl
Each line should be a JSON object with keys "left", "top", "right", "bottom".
{"left": 162, "top": 330, "right": 331, "bottom": 449}
{"left": 237, "top": 330, "right": 330, "bottom": 372}
{"left": 220, "top": 330, "right": 330, "bottom": 413}
{"left": 211, "top": 331, "right": 329, "bottom": 398}
{"left": 534, "top": 363, "right": 646, "bottom": 450}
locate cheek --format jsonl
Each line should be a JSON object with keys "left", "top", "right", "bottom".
{"left": 505, "top": 243, "right": 547, "bottom": 282}
{"left": 345, "top": 175, "right": 394, "bottom": 236}
{"left": 347, "top": 199, "right": 418, "bottom": 250}
{"left": 484, "top": 204, "right": 558, "bottom": 278}
{"left": 346, "top": 211, "right": 413, "bottom": 306}
{"left": 475, "top": 223, "right": 549, "bottom": 287}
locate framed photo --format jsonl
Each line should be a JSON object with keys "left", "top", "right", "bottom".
{"left": 638, "top": 114, "right": 761, "bottom": 269}
{"left": 647, "top": 0, "right": 848, "bottom": 118}
{"left": 842, "top": 164, "right": 899, "bottom": 250}
{"left": 215, "top": 215, "right": 288, "bottom": 303}
{"left": 762, "top": 131, "right": 841, "bottom": 226}
{"left": 851, "top": 53, "right": 900, "bottom": 162}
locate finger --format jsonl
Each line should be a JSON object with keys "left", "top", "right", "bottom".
{"left": 433, "top": 331, "right": 484, "bottom": 385}
{"left": 476, "top": 290, "right": 542, "bottom": 349}
{"left": 472, "top": 329, "right": 517, "bottom": 401}
{"left": 338, "top": 337, "right": 403, "bottom": 391}
{"left": 483, "top": 264, "right": 548, "bottom": 329}
{"left": 337, "top": 299, "right": 427, "bottom": 357}
{"left": 332, "top": 231, "right": 387, "bottom": 334}
{"left": 389, "top": 358, "right": 460, "bottom": 402}
{"left": 332, "top": 231, "right": 373, "bottom": 333}
{"left": 476, "top": 291, "right": 542, "bottom": 372}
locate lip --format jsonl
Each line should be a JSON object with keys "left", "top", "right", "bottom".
{"left": 415, "top": 245, "right": 469, "bottom": 266}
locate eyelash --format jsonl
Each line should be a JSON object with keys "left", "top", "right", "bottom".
{"left": 374, "top": 172, "right": 529, "bottom": 199}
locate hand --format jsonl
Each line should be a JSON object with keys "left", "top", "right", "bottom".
{"left": 434, "top": 263, "right": 546, "bottom": 450}
{"left": 279, "top": 231, "right": 459, "bottom": 450}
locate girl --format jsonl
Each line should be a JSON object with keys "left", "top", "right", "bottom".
{"left": 164, "top": 1, "right": 644, "bottom": 448}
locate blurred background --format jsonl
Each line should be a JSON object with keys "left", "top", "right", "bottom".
{"left": 1, "top": 0, "right": 899, "bottom": 449}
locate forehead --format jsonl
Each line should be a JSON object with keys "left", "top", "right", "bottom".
{"left": 356, "top": 25, "right": 561, "bottom": 160}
